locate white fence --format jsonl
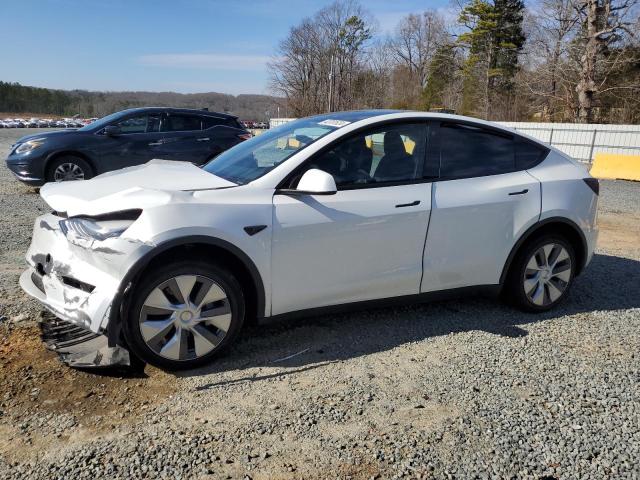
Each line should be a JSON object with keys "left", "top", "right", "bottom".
{"left": 269, "top": 118, "right": 640, "bottom": 164}
{"left": 498, "top": 122, "right": 640, "bottom": 164}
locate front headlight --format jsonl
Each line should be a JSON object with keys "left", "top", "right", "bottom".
{"left": 15, "top": 138, "right": 46, "bottom": 154}
{"left": 58, "top": 210, "right": 142, "bottom": 244}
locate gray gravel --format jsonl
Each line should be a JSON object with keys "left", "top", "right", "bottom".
{"left": 1, "top": 128, "right": 639, "bottom": 479}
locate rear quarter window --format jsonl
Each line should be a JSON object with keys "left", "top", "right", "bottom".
{"left": 516, "top": 139, "right": 548, "bottom": 170}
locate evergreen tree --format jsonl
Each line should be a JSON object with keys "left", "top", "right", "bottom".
{"left": 458, "top": 0, "right": 525, "bottom": 118}
{"left": 422, "top": 43, "right": 458, "bottom": 110}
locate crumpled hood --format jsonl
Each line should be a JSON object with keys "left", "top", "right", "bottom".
{"left": 40, "top": 159, "right": 235, "bottom": 217}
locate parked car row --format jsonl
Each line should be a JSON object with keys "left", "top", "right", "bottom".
{"left": 0, "top": 117, "right": 99, "bottom": 128}
{"left": 240, "top": 120, "right": 268, "bottom": 129}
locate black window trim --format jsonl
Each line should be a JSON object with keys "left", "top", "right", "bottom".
{"left": 277, "top": 118, "right": 433, "bottom": 192}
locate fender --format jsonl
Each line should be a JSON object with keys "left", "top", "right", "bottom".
{"left": 499, "top": 216, "right": 588, "bottom": 286}
{"left": 107, "top": 235, "right": 265, "bottom": 347}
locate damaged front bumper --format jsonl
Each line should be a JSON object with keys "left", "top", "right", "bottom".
{"left": 20, "top": 212, "right": 153, "bottom": 367}
{"left": 39, "top": 315, "right": 134, "bottom": 368}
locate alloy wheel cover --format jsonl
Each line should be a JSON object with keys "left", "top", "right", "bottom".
{"left": 523, "top": 243, "right": 572, "bottom": 306}
{"left": 139, "top": 274, "right": 232, "bottom": 361}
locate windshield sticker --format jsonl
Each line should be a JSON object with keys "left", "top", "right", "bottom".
{"left": 318, "top": 119, "right": 351, "bottom": 128}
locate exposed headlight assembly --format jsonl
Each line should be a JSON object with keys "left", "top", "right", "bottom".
{"left": 15, "top": 138, "right": 46, "bottom": 154}
{"left": 59, "top": 210, "right": 142, "bottom": 243}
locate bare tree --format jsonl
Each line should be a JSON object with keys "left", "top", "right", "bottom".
{"left": 573, "top": 0, "right": 638, "bottom": 122}
{"left": 522, "top": 0, "right": 580, "bottom": 119}
{"left": 389, "top": 11, "right": 448, "bottom": 89}
{"left": 269, "top": 0, "right": 373, "bottom": 116}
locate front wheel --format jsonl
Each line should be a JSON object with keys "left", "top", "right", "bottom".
{"left": 506, "top": 235, "right": 576, "bottom": 312}
{"left": 47, "top": 156, "right": 93, "bottom": 182}
{"left": 122, "top": 261, "right": 245, "bottom": 370}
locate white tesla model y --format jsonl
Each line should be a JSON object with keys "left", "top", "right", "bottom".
{"left": 20, "top": 111, "right": 599, "bottom": 370}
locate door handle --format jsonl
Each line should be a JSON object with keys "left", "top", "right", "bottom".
{"left": 395, "top": 200, "right": 421, "bottom": 208}
{"left": 196, "top": 137, "right": 210, "bottom": 142}
{"left": 508, "top": 189, "right": 529, "bottom": 196}
{"left": 148, "top": 140, "right": 164, "bottom": 146}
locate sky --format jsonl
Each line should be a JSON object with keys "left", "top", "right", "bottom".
{"left": 0, "top": 0, "right": 451, "bottom": 96}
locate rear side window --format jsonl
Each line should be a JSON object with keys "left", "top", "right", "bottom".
{"left": 164, "top": 114, "right": 202, "bottom": 132}
{"left": 516, "top": 139, "right": 547, "bottom": 170}
{"left": 202, "top": 117, "right": 238, "bottom": 129}
{"left": 437, "top": 123, "right": 514, "bottom": 178}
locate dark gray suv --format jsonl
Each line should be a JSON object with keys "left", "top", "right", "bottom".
{"left": 5, "top": 107, "right": 251, "bottom": 186}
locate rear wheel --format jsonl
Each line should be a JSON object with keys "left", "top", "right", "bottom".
{"left": 506, "top": 234, "right": 575, "bottom": 312}
{"left": 47, "top": 156, "right": 93, "bottom": 182}
{"left": 122, "top": 260, "right": 245, "bottom": 370}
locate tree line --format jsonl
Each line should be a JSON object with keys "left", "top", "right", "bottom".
{"left": 0, "top": 81, "right": 284, "bottom": 121}
{"left": 269, "top": 0, "right": 640, "bottom": 123}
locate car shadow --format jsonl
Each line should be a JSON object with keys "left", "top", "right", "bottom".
{"left": 177, "top": 252, "right": 639, "bottom": 383}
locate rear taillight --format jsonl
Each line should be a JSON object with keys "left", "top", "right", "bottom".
{"left": 237, "top": 133, "right": 252, "bottom": 141}
{"left": 583, "top": 177, "right": 599, "bottom": 195}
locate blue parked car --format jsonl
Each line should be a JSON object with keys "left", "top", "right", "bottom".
{"left": 5, "top": 107, "right": 251, "bottom": 186}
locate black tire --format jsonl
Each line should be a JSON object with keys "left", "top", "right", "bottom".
{"left": 505, "top": 234, "right": 576, "bottom": 312}
{"left": 46, "top": 155, "right": 94, "bottom": 182}
{"left": 122, "top": 260, "right": 245, "bottom": 371}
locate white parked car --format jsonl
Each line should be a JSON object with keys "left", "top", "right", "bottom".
{"left": 20, "top": 111, "right": 599, "bottom": 370}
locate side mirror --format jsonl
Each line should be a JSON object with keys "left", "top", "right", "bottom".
{"left": 279, "top": 169, "right": 337, "bottom": 196}
{"left": 104, "top": 125, "right": 121, "bottom": 136}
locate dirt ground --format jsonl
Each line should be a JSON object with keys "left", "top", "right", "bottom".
{"left": 1, "top": 128, "right": 639, "bottom": 479}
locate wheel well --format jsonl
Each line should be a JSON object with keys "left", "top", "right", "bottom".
{"left": 132, "top": 243, "right": 261, "bottom": 324}
{"left": 45, "top": 151, "right": 96, "bottom": 177}
{"left": 501, "top": 220, "right": 587, "bottom": 285}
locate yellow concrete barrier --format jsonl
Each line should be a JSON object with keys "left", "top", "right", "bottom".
{"left": 590, "top": 152, "right": 640, "bottom": 181}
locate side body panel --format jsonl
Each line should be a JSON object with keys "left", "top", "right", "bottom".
{"left": 271, "top": 184, "right": 432, "bottom": 315}
{"left": 421, "top": 171, "right": 541, "bottom": 292}
{"left": 526, "top": 151, "right": 599, "bottom": 266}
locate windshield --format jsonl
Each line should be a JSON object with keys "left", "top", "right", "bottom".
{"left": 77, "top": 111, "right": 129, "bottom": 132}
{"left": 203, "top": 117, "right": 343, "bottom": 184}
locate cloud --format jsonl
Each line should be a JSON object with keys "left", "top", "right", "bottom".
{"left": 137, "top": 53, "right": 271, "bottom": 71}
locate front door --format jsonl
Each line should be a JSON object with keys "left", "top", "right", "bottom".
{"left": 271, "top": 121, "right": 432, "bottom": 315}
{"left": 93, "top": 112, "right": 163, "bottom": 171}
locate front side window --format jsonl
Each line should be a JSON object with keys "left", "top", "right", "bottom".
{"left": 164, "top": 114, "right": 202, "bottom": 132}
{"left": 203, "top": 117, "right": 339, "bottom": 184}
{"left": 114, "top": 114, "right": 161, "bottom": 134}
{"left": 299, "top": 122, "right": 427, "bottom": 188}
{"left": 437, "top": 123, "right": 514, "bottom": 178}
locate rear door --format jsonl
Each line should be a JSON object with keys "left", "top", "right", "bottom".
{"left": 155, "top": 113, "right": 212, "bottom": 164}
{"left": 421, "top": 121, "right": 541, "bottom": 292}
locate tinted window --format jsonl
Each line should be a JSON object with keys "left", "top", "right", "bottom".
{"left": 202, "top": 117, "right": 241, "bottom": 129}
{"left": 301, "top": 123, "right": 427, "bottom": 188}
{"left": 516, "top": 139, "right": 546, "bottom": 170}
{"left": 114, "top": 114, "right": 160, "bottom": 133}
{"left": 165, "top": 114, "right": 202, "bottom": 132}
{"left": 438, "top": 123, "right": 514, "bottom": 178}
{"left": 202, "top": 117, "right": 225, "bottom": 129}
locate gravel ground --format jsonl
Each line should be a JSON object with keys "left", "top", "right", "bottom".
{"left": 0, "top": 128, "right": 639, "bottom": 479}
